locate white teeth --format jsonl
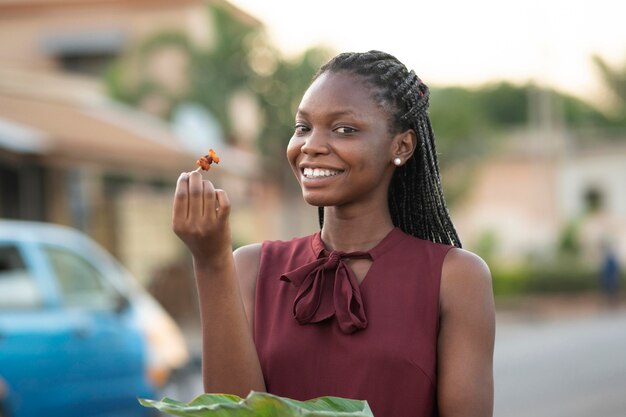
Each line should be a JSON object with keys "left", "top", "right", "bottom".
{"left": 303, "top": 167, "right": 341, "bottom": 178}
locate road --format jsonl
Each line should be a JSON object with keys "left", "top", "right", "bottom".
{"left": 494, "top": 309, "right": 626, "bottom": 417}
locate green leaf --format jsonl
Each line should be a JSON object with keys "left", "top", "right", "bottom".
{"left": 138, "top": 391, "right": 374, "bottom": 417}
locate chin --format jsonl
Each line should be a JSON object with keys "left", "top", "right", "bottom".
{"left": 301, "top": 191, "right": 339, "bottom": 208}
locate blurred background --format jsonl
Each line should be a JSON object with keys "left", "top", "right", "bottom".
{"left": 0, "top": 0, "right": 624, "bottom": 416}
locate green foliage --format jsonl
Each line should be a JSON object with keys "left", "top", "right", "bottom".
{"left": 253, "top": 47, "right": 331, "bottom": 160}
{"left": 526, "top": 259, "right": 597, "bottom": 293}
{"left": 104, "top": 31, "right": 192, "bottom": 109}
{"left": 187, "top": 5, "right": 261, "bottom": 135}
{"left": 475, "top": 82, "right": 528, "bottom": 126}
{"left": 104, "top": 60, "right": 133, "bottom": 103}
{"left": 472, "top": 229, "right": 500, "bottom": 265}
{"left": 488, "top": 211, "right": 625, "bottom": 297}
{"left": 561, "top": 93, "right": 619, "bottom": 128}
{"left": 138, "top": 32, "right": 193, "bottom": 56}
{"left": 557, "top": 219, "right": 582, "bottom": 257}
{"left": 139, "top": 391, "right": 374, "bottom": 417}
{"left": 491, "top": 251, "right": 603, "bottom": 297}
{"left": 429, "top": 86, "right": 491, "bottom": 159}
{"left": 491, "top": 265, "right": 531, "bottom": 297}
{"left": 491, "top": 260, "right": 601, "bottom": 297}
{"left": 593, "top": 54, "right": 626, "bottom": 110}
{"left": 429, "top": 80, "right": 621, "bottom": 164}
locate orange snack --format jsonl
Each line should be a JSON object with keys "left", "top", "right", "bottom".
{"left": 195, "top": 149, "right": 220, "bottom": 171}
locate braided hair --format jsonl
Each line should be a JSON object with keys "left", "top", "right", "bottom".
{"left": 314, "top": 50, "right": 462, "bottom": 248}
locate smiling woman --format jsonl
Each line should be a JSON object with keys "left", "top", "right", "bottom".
{"left": 172, "top": 50, "right": 495, "bottom": 417}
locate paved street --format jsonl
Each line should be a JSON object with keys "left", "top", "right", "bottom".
{"left": 495, "top": 309, "right": 626, "bottom": 417}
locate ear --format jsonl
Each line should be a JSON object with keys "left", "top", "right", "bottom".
{"left": 390, "top": 129, "right": 417, "bottom": 165}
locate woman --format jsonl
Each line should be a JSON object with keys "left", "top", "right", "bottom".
{"left": 172, "top": 50, "right": 495, "bottom": 417}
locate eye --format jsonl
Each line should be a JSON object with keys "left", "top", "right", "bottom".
{"left": 294, "top": 123, "right": 310, "bottom": 135}
{"left": 334, "top": 126, "right": 358, "bottom": 134}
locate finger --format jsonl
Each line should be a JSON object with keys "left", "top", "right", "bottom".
{"left": 173, "top": 172, "right": 189, "bottom": 221}
{"left": 215, "top": 189, "right": 231, "bottom": 220}
{"left": 188, "top": 171, "right": 203, "bottom": 219}
{"left": 202, "top": 179, "right": 216, "bottom": 218}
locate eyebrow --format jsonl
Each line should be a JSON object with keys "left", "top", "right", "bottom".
{"left": 296, "top": 109, "right": 362, "bottom": 119}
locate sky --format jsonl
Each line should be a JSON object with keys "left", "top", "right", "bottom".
{"left": 229, "top": 0, "right": 626, "bottom": 105}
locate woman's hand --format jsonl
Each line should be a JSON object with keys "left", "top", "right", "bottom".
{"left": 172, "top": 171, "right": 232, "bottom": 264}
{"left": 172, "top": 171, "right": 266, "bottom": 396}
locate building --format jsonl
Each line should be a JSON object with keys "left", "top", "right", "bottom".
{"left": 0, "top": 0, "right": 317, "bottom": 295}
{"left": 453, "top": 128, "right": 626, "bottom": 266}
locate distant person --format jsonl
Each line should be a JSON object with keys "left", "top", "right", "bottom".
{"left": 600, "top": 242, "right": 621, "bottom": 308}
{"left": 172, "top": 51, "right": 495, "bottom": 417}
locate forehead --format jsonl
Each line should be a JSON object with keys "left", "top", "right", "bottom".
{"left": 297, "top": 71, "right": 383, "bottom": 119}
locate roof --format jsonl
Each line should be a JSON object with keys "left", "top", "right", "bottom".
{"left": 0, "top": 66, "right": 259, "bottom": 176}
{"left": 0, "top": 117, "right": 50, "bottom": 153}
{"left": 0, "top": 0, "right": 263, "bottom": 26}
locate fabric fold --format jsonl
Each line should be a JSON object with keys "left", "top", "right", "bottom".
{"left": 281, "top": 250, "right": 370, "bottom": 334}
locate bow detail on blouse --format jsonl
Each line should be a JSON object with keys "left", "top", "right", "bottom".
{"left": 280, "top": 250, "right": 371, "bottom": 334}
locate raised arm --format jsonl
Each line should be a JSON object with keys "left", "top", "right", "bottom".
{"left": 172, "top": 171, "right": 265, "bottom": 396}
{"left": 437, "top": 248, "right": 496, "bottom": 417}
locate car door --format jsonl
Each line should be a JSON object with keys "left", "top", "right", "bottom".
{"left": 0, "top": 240, "right": 78, "bottom": 417}
{"left": 37, "top": 242, "right": 153, "bottom": 417}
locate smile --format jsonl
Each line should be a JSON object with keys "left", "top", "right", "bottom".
{"left": 302, "top": 167, "right": 343, "bottom": 178}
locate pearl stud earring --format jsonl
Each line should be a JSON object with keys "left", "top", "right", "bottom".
{"left": 393, "top": 157, "right": 402, "bottom": 166}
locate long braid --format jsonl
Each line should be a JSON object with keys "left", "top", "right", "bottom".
{"left": 315, "top": 50, "right": 462, "bottom": 248}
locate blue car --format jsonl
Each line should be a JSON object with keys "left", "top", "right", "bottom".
{"left": 0, "top": 221, "right": 189, "bottom": 417}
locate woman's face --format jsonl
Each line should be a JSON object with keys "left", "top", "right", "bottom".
{"left": 286, "top": 71, "right": 398, "bottom": 208}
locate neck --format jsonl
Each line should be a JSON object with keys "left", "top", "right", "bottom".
{"left": 320, "top": 202, "right": 395, "bottom": 253}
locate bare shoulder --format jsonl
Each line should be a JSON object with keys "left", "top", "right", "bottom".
{"left": 441, "top": 248, "right": 492, "bottom": 294}
{"left": 233, "top": 243, "right": 262, "bottom": 328}
{"left": 233, "top": 243, "right": 262, "bottom": 273}
{"left": 440, "top": 247, "right": 494, "bottom": 315}
{"left": 233, "top": 243, "right": 262, "bottom": 289}
{"left": 437, "top": 248, "right": 495, "bottom": 416}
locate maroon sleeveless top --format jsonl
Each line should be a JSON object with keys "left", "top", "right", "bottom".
{"left": 254, "top": 227, "right": 454, "bottom": 417}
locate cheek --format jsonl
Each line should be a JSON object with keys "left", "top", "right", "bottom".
{"left": 353, "top": 161, "right": 386, "bottom": 185}
{"left": 286, "top": 136, "right": 299, "bottom": 161}
{"left": 286, "top": 136, "right": 302, "bottom": 173}
{"left": 351, "top": 144, "right": 389, "bottom": 174}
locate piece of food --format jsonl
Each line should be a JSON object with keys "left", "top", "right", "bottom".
{"left": 195, "top": 149, "right": 220, "bottom": 171}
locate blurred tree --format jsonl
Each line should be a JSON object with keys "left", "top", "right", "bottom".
{"left": 188, "top": 4, "right": 259, "bottom": 137}
{"left": 593, "top": 54, "right": 626, "bottom": 110}
{"left": 561, "top": 92, "right": 623, "bottom": 128}
{"left": 429, "top": 86, "right": 490, "bottom": 155}
{"left": 252, "top": 47, "right": 331, "bottom": 180}
{"left": 429, "top": 81, "right": 620, "bottom": 162}
{"left": 558, "top": 220, "right": 581, "bottom": 256}
{"left": 105, "top": 3, "right": 331, "bottom": 171}
{"left": 106, "top": 31, "right": 193, "bottom": 116}
{"left": 477, "top": 82, "right": 529, "bottom": 126}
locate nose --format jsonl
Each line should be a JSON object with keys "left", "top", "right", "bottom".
{"left": 300, "top": 129, "right": 330, "bottom": 156}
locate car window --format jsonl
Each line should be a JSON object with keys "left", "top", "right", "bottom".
{"left": 43, "top": 246, "right": 119, "bottom": 310}
{"left": 0, "top": 245, "right": 42, "bottom": 309}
